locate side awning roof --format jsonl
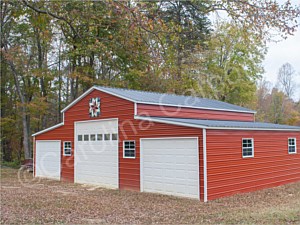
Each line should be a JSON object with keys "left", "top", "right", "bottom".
{"left": 135, "top": 116, "right": 300, "bottom": 131}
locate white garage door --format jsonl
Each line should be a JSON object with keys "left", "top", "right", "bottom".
{"left": 75, "top": 119, "right": 118, "bottom": 188}
{"left": 35, "top": 141, "right": 61, "bottom": 180}
{"left": 141, "top": 138, "right": 199, "bottom": 199}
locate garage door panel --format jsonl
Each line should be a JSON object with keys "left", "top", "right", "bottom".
{"left": 36, "top": 141, "right": 61, "bottom": 180}
{"left": 141, "top": 138, "right": 199, "bottom": 199}
{"left": 75, "top": 119, "right": 118, "bottom": 188}
{"left": 76, "top": 174, "right": 116, "bottom": 186}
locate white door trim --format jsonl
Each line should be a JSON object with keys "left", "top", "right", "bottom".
{"left": 203, "top": 129, "right": 208, "bottom": 202}
{"left": 74, "top": 117, "right": 118, "bottom": 125}
{"left": 140, "top": 137, "right": 200, "bottom": 199}
{"left": 74, "top": 118, "right": 119, "bottom": 188}
{"left": 35, "top": 140, "right": 61, "bottom": 180}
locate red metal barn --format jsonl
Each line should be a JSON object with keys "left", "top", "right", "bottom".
{"left": 33, "top": 86, "right": 300, "bottom": 201}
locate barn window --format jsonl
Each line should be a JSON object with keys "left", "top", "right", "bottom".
{"left": 242, "top": 138, "right": 254, "bottom": 158}
{"left": 112, "top": 133, "right": 118, "bottom": 140}
{"left": 288, "top": 138, "right": 296, "bottom": 154}
{"left": 104, "top": 134, "right": 110, "bottom": 141}
{"left": 78, "top": 135, "right": 82, "bottom": 141}
{"left": 123, "top": 141, "right": 135, "bottom": 158}
{"left": 97, "top": 134, "right": 103, "bottom": 141}
{"left": 64, "top": 142, "right": 72, "bottom": 156}
{"left": 90, "top": 134, "right": 96, "bottom": 141}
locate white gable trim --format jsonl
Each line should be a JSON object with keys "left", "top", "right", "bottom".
{"left": 61, "top": 87, "right": 95, "bottom": 113}
{"left": 32, "top": 123, "right": 64, "bottom": 137}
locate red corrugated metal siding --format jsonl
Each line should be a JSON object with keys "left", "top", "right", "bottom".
{"left": 206, "top": 130, "right": 300, "bottom": 200}
{"left": 137, "top": 104, "right": 254, "bottom": 122}
{"left": 35, "top": 90, "right": 134, "bottom": 182}
{"left": 34, "top": 89, "right": 204, "bottom": 200}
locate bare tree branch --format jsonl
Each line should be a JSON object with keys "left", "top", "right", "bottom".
{"left": 21, "top": 0, "right": 81, "bottom": 39}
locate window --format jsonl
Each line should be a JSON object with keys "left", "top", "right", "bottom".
{"left": 64, "top": 142, "right": 72, "bottom": 156}
{"left": 90, "top": 134, "right": 96, "bottom": 141}
{"left": 84, "top": 134, "right": 89, "bottom": 141}
{"left": 112, "top": 133, "right": 118, "bottom": 140}
{"left": 97, "top": 134, "right": 103, "bottom": 141}
{"left": 104, "top": 134, "right": 110, "bottom": 141}
{"left": 288, "top": 138, "right": 297, "bottom": 154}
{"left": 78, "top": 135, "right": 82, "bottom": 141}
{"left": 123, "top": 141, "right": 135, "bottom": 158}
{"left": 242, "top": 138, "right": 254, "bottom": 158}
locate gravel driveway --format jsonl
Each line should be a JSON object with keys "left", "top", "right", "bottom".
{"left": 1, "top": 168, "right": 299, "bottom": 224}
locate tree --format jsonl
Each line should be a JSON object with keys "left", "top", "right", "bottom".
{"left": 277, "top": 63, "right": 297, "bottom": 99}
{"left": 207, "top": 0, "right": 300, "bottom": 40}
{"left": 199, "top": 21, "right": 265, "bottom": 106}
{"left": 1, "top": 0, "right": 300, "bottom": 163}
{"left": 255, "top": 79, "right": 300, "bottom": 125}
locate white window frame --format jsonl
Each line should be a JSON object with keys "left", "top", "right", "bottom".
{"left": 242, "top": 138, "right": 254, "bottom": 158}
{"left": 288, "top": 138, "right": 297, "bottom": 154}
{"left": 123, "top": 140, "right": 136, "bottom": 159}
{"left": 63, "top": 141, "right": 72, "bottom": 156}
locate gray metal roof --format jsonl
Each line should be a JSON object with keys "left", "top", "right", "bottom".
{"left": 136, "top": 116, "right": 300, "bottom": 131}
{"left": 97, "top": 86, "right": 256, "bottom": 113}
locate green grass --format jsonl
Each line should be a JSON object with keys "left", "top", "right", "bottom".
{"left": 1, "top": 160, "right": 21, "bottom": 169}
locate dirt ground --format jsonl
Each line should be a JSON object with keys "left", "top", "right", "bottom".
{"left": 1, "top": 168, "right": 299, "bottom": 224}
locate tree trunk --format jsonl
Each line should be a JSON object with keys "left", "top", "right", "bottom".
{"left": 5, "top": 52, "right": 31, "bottom": 159}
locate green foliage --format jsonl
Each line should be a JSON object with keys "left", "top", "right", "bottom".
{"left": 200, "top": 21, "right": 266, "bottom": 106}
{"left": 1, "top": 0, "right": 299, "bottom": 162}
{"left": 1, "top": 160, "right": 21, "bottom": 169}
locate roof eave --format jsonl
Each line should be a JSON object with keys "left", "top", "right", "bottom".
{"left": 32, "top": 123, "right": 64, "bottom": 137}
{"left": 134, "top": 116, "right": 300, "bottom": 131}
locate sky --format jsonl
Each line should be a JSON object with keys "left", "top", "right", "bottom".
{"left": 263, "top": 28, "right": 300, "bottom": 101}
{"left": 262, "top": 0, "right": 300, "bottom": 101}
{"left": 211, "top": 0, "right": 300, "bottom": 101}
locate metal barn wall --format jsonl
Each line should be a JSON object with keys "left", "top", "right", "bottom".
{"left": 34, "top": 89, "right": 205, "bottom": 200}
{"left": 137, "top": 104, "right": 254, "bottom": 122}
{"left": 206, "top": 130, "right": 300, "bottom": 200}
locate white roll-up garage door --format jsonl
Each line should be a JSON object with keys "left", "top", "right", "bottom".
{"left": 140, "top": 138, "right": 199, "bottom": 199}
{"left": 35, "top": 140, "right": 61, "bottom": 180}
{"left": 75, "top": 119, "right": 118, "bottom": 188}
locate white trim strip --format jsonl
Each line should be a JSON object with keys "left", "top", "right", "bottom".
{"left": 134, "top": 102, "right": 137, "bottom": 116}
{"left": 134, "top": 116, "right": 300, "bottom": 131}
{"left": 32, "top": 123, "right": 64, "bottom": 136}
{"left": 203, "top": 129, "right": 208, "bottom": 202}
{"left": 61, "top": 87, "right": 95, "bottom": 113}
{"left": 33, "top": 136, "right": 35, "bottom": 176}
{"left": 74, "top": 117, "right": 118, "bottom": 125}
{"left": 135, "top": 116, "right": 207, "bottom": 129}
{"left": 140, "top": 139, "right": 144, "bottom": 193}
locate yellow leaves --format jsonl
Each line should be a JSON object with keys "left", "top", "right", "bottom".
{"left": 68, "top": 71, "right": 93, "bottom": 83}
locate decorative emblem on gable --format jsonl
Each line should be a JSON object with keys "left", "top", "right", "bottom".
{"left": 89, "top": 97, "right": 100, "bottom": 117}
